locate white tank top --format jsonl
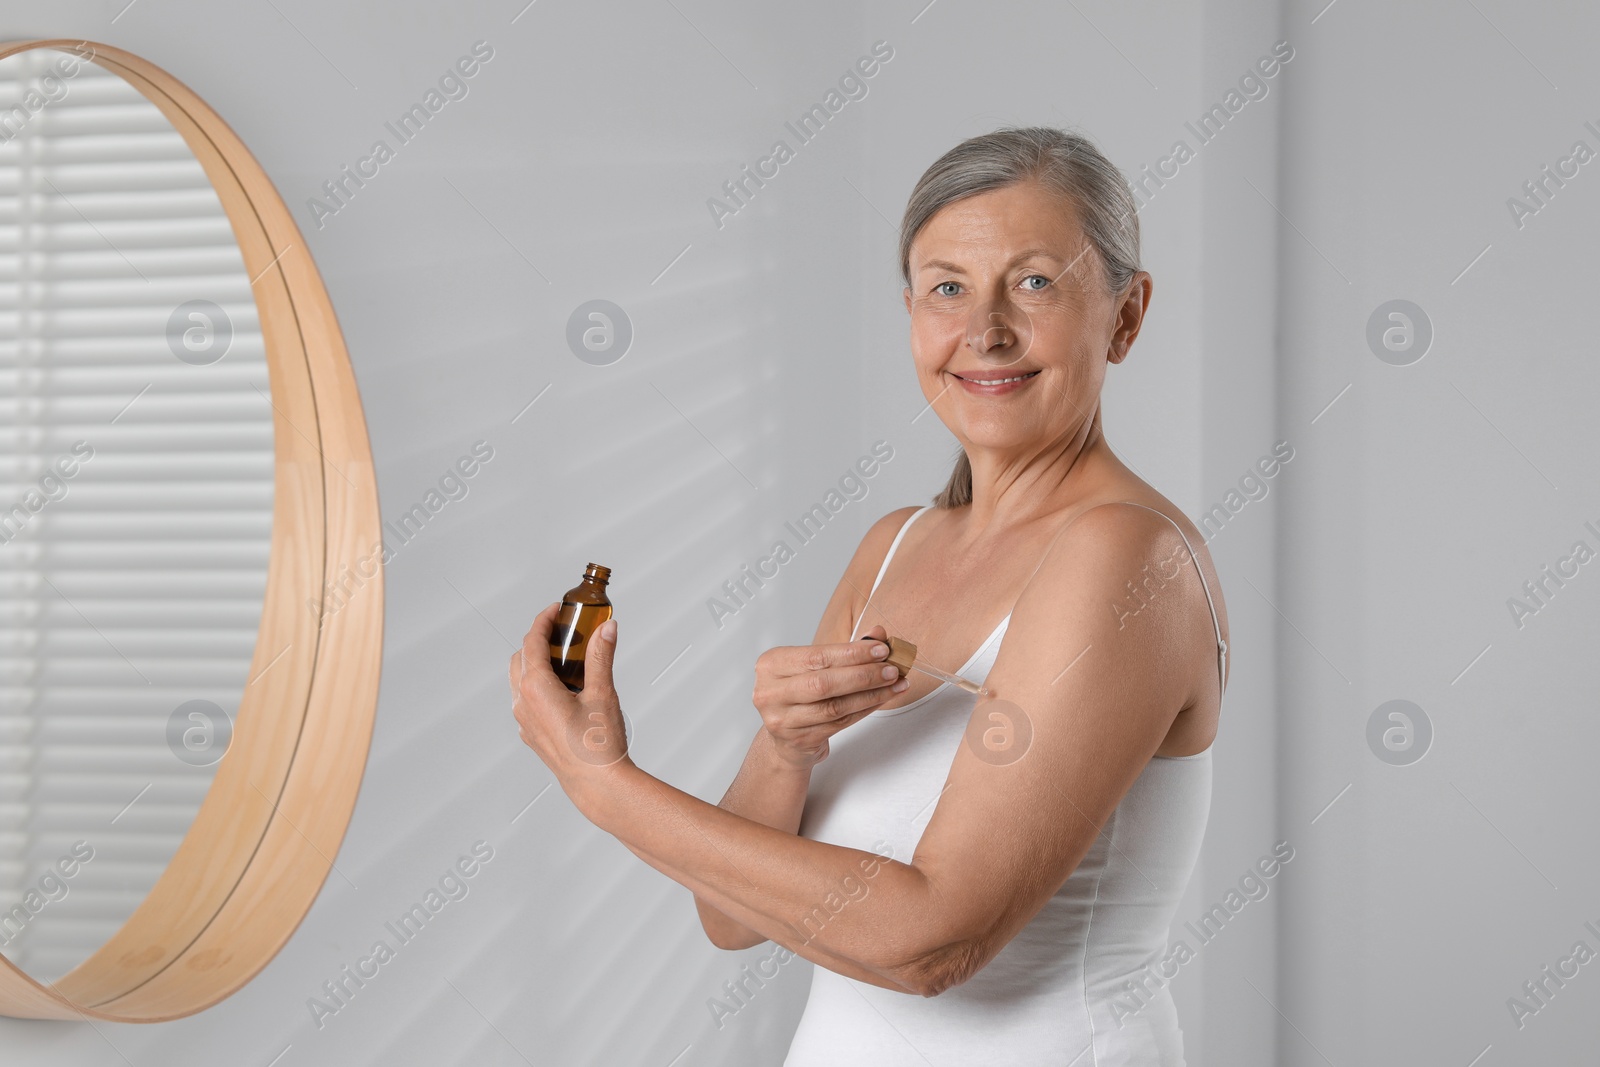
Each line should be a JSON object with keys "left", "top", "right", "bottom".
{"left": 786, "top": 503, "right": 1225, "bottom": 1067}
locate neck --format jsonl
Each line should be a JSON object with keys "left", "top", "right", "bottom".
{"left": 960, "top": 403, "right": 1114, "bottom": 537}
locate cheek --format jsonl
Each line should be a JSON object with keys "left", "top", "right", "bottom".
{"left": 906, "top": 328, "right": 941, "bottom": 370}
{"left": 909, "top": 311, "right": 964, "bottom": 360}
{"left": 1000, "top": 325, "right": 1051, "bottom": 370}
{"left": 1040, "top": 317, "right": 1103, "bottom": 366}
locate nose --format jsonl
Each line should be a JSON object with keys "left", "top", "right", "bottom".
{"left": 968, "top": 313, "right": 1010, "bottom": 352}
{"left": 966, "top": 302, "right": 1030, "bottom": 368}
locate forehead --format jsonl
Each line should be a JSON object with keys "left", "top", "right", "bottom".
{"left": 910, "top": 181, "right": 1085, "bottom": 270}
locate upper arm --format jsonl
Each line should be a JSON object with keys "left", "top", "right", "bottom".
{"left": 892, "top": 504, "right": 1206, "bottom": 993}
{"left": 809, "top": 505, "right": 923, "bottom": 646}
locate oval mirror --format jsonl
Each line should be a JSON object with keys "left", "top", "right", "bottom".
{"left": 0, "top": 39, "right": 381, "bottom": 1021}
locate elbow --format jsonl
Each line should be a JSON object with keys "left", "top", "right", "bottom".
{"left": 696, "top": 901, "right": 765, "bottom": 951}
{"left": 887, "top": 936, "right": 991, "bottom": 998}
{"left": 705, "top": 928, "right": 765, "bottom": 952}
{"left": 880, "top": 871, "right": 997, "bottom": 996}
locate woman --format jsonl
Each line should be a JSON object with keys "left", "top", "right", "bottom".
{"left": 511, "top": 126, "right": 1228, "bottom": 1065}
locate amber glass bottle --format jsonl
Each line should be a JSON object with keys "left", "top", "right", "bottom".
{"left": 549, "top": 563, "right": 613, "bottom": 692}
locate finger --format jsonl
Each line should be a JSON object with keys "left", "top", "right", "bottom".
{"left": 778, "top": 632, "right": 894, "bottom": 678}
{"left": 517, "top": 602, "right": 563, "bottom": 692}
{"left": 581, "top": 616, "right": 618, "bottom": 700}
{"left": 791, "top": 678, "right": 906, "bottom": 729}
{"left": 793, "top": 654, "right": 907, "bottom": 708}
{"left": 831, "top": 706, "right": 880, "bottom": 731}
{"left": 522, "top": 600, "right": 561, "bottom": 654}
{"left": 807, "top": 684, "right": 904, "bottom": 732}
{"left": 840, "top": 680, "right": 908, "bottom": 717}
{"left": 817, "top": 661, "right": 910, "bottom": 706}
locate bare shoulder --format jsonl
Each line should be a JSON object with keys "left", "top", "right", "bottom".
{"left": 810, "top": 505, "right": 926, "bottom": 645}
{"left": 1040, "top": 497, "right": 1225, "bottom": 624}
{"left": 1058, "top": 496, "right": 1207, "bottom": 564}
{"left": 1010, "top": 496, "right": 1228, "bottom": 692}
{"left": 1095, "top": 497, "right": 1227, "bottom": 653}
{"left": 856, "top": 504, "right": 926, "bottom": 565}
{"left": 1030, "top": 499, "right": 1194, "bottom": 591}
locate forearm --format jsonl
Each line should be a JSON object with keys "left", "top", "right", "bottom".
{"left": 694, "top": 729, "right": 813, "bottom": 946}
{"left": 615, "top": 834, "right": 916, "bottom": 992}
{"left": 575, "top": 761, "right": 941, "bottom": 993}
{"left": 721, "top": 727, "right": 813, "bottom": 833}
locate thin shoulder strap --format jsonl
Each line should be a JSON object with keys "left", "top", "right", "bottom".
{"left": 849, "top": 505, "right": 932, "bottom": 641}
{"left": 1109, "top": 501, "right": 1228, "bottom": 706}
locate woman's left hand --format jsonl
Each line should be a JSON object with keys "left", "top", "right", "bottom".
{"left": 509, "top": 602, "right": 633, "bottom": 797}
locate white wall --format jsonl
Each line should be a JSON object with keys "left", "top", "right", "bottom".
{"left": 1276, "top": 2, "right": 1600, "bottom": 1064}
{"left": 2, "top": 1, "right": 1593, "bottom": 1064}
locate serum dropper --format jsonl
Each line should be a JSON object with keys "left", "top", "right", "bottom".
{"left": 871, "top": 635, "right": 990, "bottom": 697}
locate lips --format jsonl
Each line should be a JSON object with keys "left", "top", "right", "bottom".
{"left": 951, "top": 370, "right": 1040, "bottom": 384}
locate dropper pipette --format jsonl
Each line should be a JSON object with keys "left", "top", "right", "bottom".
{"left": 907, "top": 658, "right": 990, "bottom": 697}
{"left": 871, "top": 635, "right": 990, "bottom": 697}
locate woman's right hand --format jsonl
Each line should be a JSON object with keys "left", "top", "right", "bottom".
{"left": 751, "top": 624, "right": 910, "bottom": 769}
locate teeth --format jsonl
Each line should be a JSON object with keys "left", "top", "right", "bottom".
{"left": 961, "top": 371, "right": 1037, "bottom": 385}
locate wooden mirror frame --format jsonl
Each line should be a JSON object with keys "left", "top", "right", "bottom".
{"left": 0, "top": 38, "right": 381, "bottom": 1021}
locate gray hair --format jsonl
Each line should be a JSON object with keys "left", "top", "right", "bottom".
{"left": 896, "top": 126, "right": 1141, "bottom": 508}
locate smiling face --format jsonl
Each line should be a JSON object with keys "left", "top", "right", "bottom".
{"left": 903, "top": 179, "right": 1149, "bottom": 458}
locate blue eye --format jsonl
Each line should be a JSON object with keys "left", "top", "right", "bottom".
{"left": 931, "top": 276, "right": 1047, "bottom": 296}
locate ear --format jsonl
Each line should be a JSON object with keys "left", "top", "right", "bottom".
{"left": 1108, "top": 271, "right": 1152, "bottom": 364}
{"left": 903, "top": 286, "right": 912, "bottom": 315}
